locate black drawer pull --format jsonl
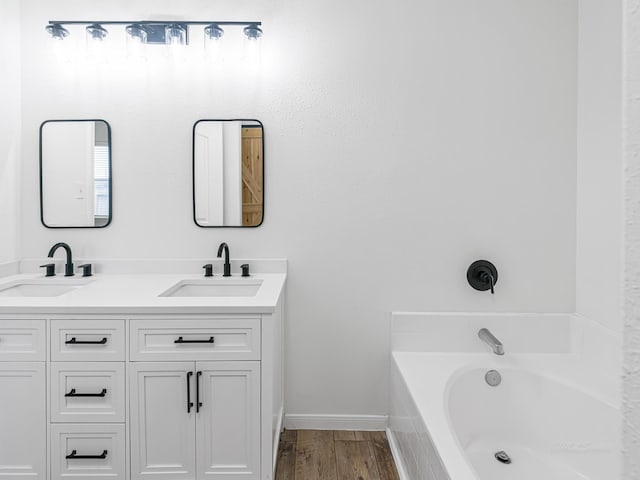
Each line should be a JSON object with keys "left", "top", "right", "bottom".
{"left": 65, "top": 337, "right": 108, "bottom": 345}
{"left": 187, "top": 371, "right": 194, "bottom": 413}
{"left": 196, "top": 371, "right": 203, "bottom": 413}
{"left": 174, "top": 336, "right": 214, "bottom": 344}
{"left": 65, "top": 388, "right": 107, "bottom": 398}
{"left": 66, "top": 449, "right": 108, "bottom": 459}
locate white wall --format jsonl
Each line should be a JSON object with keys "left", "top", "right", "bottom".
{"left": 576, "top": 0, "right": 623, "bottom": 333}
{"left": 623, "top": 0, "right": 640, "bottom": 476}
{"left": 575, "top": 2, "right": 624, "bottom": 472}
{"left": 19, "top": 0, "right": 578, "bottom": 418}
{"left": 0, "top": 0, "right": 21, "bottom": 263}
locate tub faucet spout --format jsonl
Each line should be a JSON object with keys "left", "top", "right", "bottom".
{"left": 478, "top": 328, "right": 504, "bottom": 355}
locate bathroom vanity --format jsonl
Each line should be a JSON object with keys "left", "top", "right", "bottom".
{"left": 0, "top": 264, "right": 285, "bottom": 480}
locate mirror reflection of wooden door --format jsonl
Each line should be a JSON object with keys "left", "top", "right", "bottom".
{"left": 241, "top": 127, "right": 264, "bottom": 226}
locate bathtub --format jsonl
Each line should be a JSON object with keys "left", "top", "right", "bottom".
{"left": 387, "top": 313, "right": 621, "bottom": 480}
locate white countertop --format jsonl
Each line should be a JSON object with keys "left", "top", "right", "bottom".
{"left": 0, "top": 272, "right": 286, "bottom": 315}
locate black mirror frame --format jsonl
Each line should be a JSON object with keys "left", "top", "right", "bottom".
{"left": 39, "top": 119, "right": 113, "bottom": 229}
{"left": 192, "top": 118, "right": 265, "bottom": 228}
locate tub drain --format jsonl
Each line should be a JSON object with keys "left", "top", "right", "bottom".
{"left": 485, "top": 370, "right": 502, "bottom": 387}
{"left": 495, "top": 451, "right": 512, "bottom": 464}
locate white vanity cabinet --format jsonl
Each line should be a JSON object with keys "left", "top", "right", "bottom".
{"left": 0, "top": 320, "right": 47, "bottom": 480}
{"left": 48, "top": 319, "right": 127, "bottom": 480}
{"left": 0, "top": 293, "right": 284, "bottom": 480}
{"left": 129, "top": 361, "right": 260, "bottom": 480}
{"left": 129, "top": 318, "right": 264, "bottom": 480}
{"left": 0, "top": 362, "right": 47, "bottom": 479}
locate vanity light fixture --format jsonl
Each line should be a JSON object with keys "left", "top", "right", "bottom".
{"left": 45, "top": 23, "right": 69, "bottom": 41}
{"left": 165, "top": 23, "right": 187, "bottom": 46}
{"left": 86, "top": 23, "right": 108, "bottom": 41}
{"left": 46, "top": 20, "right": 263, "bottom": 61}
{"left": 204, "top": 23, "right": 224, "bottom": 40}
{"left": 125, "top": 23, "right": 148, "bottom": 43}
{"left": 243, "top": 24, "right": 263, "bottom": 41}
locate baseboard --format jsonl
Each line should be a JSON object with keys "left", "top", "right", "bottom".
{"left": 386, "top": 428, "right": 409, "bottom": 480}
{"left": 283, "top": 414, "right": 388, "bottom": 431}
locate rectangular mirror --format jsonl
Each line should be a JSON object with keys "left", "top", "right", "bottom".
{"left": 193, "top": 119, "right": 264, "bottom": 227}
{"left": 40, "top": 120, "right": 112, "bottom": 228}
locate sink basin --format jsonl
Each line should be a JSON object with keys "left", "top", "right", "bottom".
{"left": 0, "top": 279, "right": 91, "bottom": 297}
{"left": 160, "top": 279, "right": 263, "bottom": 298}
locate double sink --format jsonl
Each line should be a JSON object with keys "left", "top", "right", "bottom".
{"left": 0, "top": 279, "right": 89, "bottom": 297}
{"left": 0, "top": 278, "right": 263, "bottom": 298}
{"left": 0, "top": 242, "right": 264, "bottom": 299}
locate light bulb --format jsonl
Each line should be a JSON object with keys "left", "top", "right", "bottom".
{"left": 165, "top": 23, "right": 187, "bottom": 60}
{"left": 46, "top": 23, "right": 70, "bottom": 62}
{"left": 126, "top": 24, "right": 148, "bottom": 62}
{"left": 86, "top": 24, "right": 108, "bottom": 62}
{"left": 204, "top": 24, "right": 224, "bottom": 63}
{"left": 243, "top": 24, "right": 262, "bottom": 64}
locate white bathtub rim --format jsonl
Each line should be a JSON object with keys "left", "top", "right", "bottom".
{"left": 443, "top": 364, "right": 621, "bottom": 480}
{"left": 443, "top": 363, "right": 620, "bottom": 411}
{"left": 392, "top": 353, "right": 479, "bottom": 480}
{"left": 391, "top": 352, "right": 621, "bottom": 480}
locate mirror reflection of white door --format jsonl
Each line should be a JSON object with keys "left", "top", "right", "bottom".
{"left": 194, "top": 122, "right": 242, "bottom": 227}
{"left": 42, "top": 122, "right": 95, "bottom": 227}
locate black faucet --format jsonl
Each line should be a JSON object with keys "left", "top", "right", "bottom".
{"left": 217, "top": 242, "right": 231, "bottom": 277}
{"left": 48, "top": 242, "right": 74, "bottom": 277}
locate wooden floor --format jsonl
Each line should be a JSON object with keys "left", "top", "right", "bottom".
{"left": 275, "top": 430, "right": 400, "bottom": 480}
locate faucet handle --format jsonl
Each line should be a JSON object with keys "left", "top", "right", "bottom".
{"left": 202, "top": 264, "right": 213, "bottom": 277}
{"left": 241, "top": 264, "right": 250, "bottom": 277}
{"left": 467, "top": 260, "right": 498, "bottom": 295}
{"left": 479, "top": 271, "right": 495, "bottom": 294}
{"left": 40, "top": 264, "right": 56, "bottom": 277}
{"left": 78, "top": 264, "right": 93, "bottom": 277}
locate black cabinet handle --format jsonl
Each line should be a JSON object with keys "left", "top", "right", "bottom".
{"left": 186, "top": 371, "right": 194, "bottom": 413}
{"left": 174, "top": 336, "right": 214, "bottom": 344}
{"left": 66, "top": 450, "right": 108, "bottom": 459}
{"left": 65, "top": 337, "right": 108, "bottom": 345}
{"left": 196, "top": 371, "right": 203, "bottom": 413}
{"left": 65, "top": 388, "right": 107, "bottom": 398}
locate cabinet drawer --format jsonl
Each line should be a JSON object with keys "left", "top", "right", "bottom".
{"left": 51, "top": 320, "right": 125, "bottom": 361}
{"left": 50, "top": 424, "right": 125, "bottom": 480}
{"left": 130, "top": 318, "right": 261, "bottom": 361}
{"left": 51, "top": 363, "right": 125, "bottom": 423}
{"left": 0, "top": 320, "right": 45, "bottom": 361}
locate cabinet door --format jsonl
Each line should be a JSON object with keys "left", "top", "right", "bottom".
{"left": 195, "top": 362, "right": 260, "bottom": 480}
{"left": 0, "top": 363, "right": 46, "bottom": 479}
{"left": 130, "top": 363, "right": 196, "bottom": 480}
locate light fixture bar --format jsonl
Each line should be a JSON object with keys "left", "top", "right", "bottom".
{"left": 48, "top": 21, "right": 261, "bottom": 26}
{"left": 46, "top": 20, "right": 264, "bottom": 62}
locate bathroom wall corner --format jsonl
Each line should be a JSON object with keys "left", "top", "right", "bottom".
{"left": 622, "top": 0, "right": 640, "bottom": 477}
{"left": 0, "top": 0, "right": 22, "bottom": 263}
